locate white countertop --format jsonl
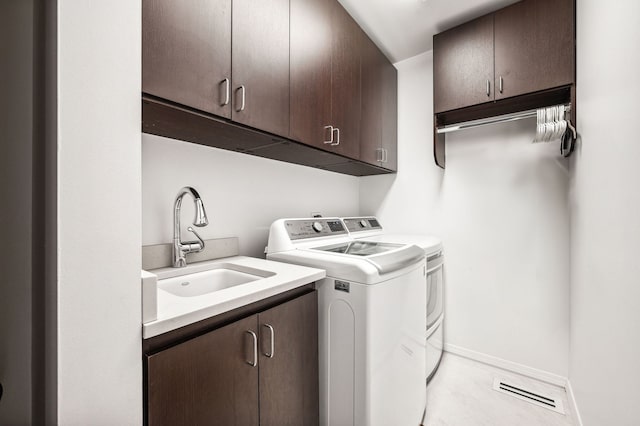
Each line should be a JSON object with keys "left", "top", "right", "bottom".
{"left": 142, "top": 256, "right": 326, "bottom": 338}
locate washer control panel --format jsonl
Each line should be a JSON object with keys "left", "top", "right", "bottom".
{"left": 343, "top": 217, "right": 383, "bottom": 233}
{"left": 285, "top": 219, "right": 347, "bottom": 240}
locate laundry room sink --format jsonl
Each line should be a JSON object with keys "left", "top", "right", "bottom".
{"left": 158, "top": 265, "right": 272, "bottom": 297}
{"left": 142, "top": 256, "right": 326, "bottom": 338}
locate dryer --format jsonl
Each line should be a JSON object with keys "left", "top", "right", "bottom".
{"left": 342, "top": 217, "right": 445, "bottom": 383}
{"left": 266, "top": 218, "right": 427, "bottom": 426}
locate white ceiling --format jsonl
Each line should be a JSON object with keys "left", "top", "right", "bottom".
{"left": 338, "top": 0, "right": 520, "bottom": 63}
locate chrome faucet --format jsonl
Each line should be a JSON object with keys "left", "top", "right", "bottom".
{"left": 173, "top": 186, "right": 209, "bottom": 267}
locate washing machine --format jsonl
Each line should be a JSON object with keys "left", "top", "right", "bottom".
{"left": 266, "top": 218, "right": 427, "bottom": 426}
{"left": 342, "top": 217, "right": 445, "bottom": 383}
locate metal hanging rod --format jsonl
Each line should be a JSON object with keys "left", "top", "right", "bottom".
{"left": 436, "top": 104, "right": 572, "bottom": 134}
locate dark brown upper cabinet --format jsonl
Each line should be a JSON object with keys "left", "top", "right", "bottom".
{"left": 289, "top": 0, "right": 333, "bottom": 151}
{"left": 380, "top": 58, "right": 398, "bottom": 171}
{"left": 143, "top": 0, "right": 397, "bottom": 176}
{"left": 143, "top": 0, "right": 289, "bottom": 137}
{"left": 434, "top": 0, "right": 575, "bottom": 113}
{"left": 432, "top": 0, "right": 576, "bottom": 168}
{"left": 361, "top": 34, "right": 398, "bottom": 171}
{"left": 142, "top": 0, "right": 232, "bottom": 118}
{"left": 494, "top": 0, "right": 575, "bottom": 100}
{"left": 329, "top": 2, "right": 362, "bottom": 160}
{"left": 231, "top": 0, "right": 290, "bottom": 137}
{"left": 433, "top": 14, "right": 494, "bottom": 114}
{"left": 289, "top": 0, "right": 362, "bottom": 160}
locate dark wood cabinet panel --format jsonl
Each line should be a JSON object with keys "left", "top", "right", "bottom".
{"left": 232, "top": 0, "right": 290, "bottom": 137}
{"left": 258, "top": 291, "right": 319, "bottom": 426}
{"left": 289, "top": 0, "right": 333, "bottom": 149}
{"left": 433, "top": 14, "right": 494, "bottom": 113}
{"left": 360, "top": 35, "right": 398, "bottom": 171}
{"left": 432, "top": 0, "right": 576, "bottom": 168}
{"left": 360, "top": 35, "right": 383, "bottom": 166}
{"left": 380, "top": 58, "right": 398, "bottom": 171}
{"left": 145, "top": 289, "right": 321, "bottom": 426}
{"left": 330, "top": 2, "right": 362, "bottom": 160}
{"left": 146, "top": 315, "right": 259, "bottom": 426}
{"left": 494, "top": 0, "right": 574, "bottom": 100}
{"left": 142, "top": 0, "right": 232, "bottom": 118}
{"left": 142, "top": 0, "right": 398, "bottom": 176}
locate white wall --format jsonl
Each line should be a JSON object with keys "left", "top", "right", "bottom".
{"left": 57, "top": 1, "right": 142, "bottom": 424}
{"left": 0, "top": 1, "right": 34, "bottom": 423}
{"left": 569, "top": 1, "right": 640, "bottom": 424}
{"left": 361, "top": 51, "right": 571, "bottom": 377}
{"left": 142, "top": 134, "right": 360, "bottom": 257}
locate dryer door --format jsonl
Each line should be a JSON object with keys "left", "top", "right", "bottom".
{"left": 426, "top": 252, "right": 444, "bottom": 329}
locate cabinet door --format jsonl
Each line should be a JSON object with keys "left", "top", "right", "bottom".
{"left": 360, "top": 34, "right": 398, "bottom": 170}
{"left": 494, "top": 0, "right": 574, "bottom": 100}
{"left": 142, "top": 0, "right": 232, "bottom": 118}
{"left": 380, "top": 58, "right": 398, "bottom": 171}
{"left": 232, "top": 0, "right": 290, "bottom": 137}
{"left": 259, "top": 292, "right": 319, "bottom": 426}
{"left": 330, "top": 2, "right": 362, "bottom": 160}
{"left": 433, "top": 14, "right": 494, "bottom": 113}
{"left": 360, "top": 34, "right": 383, "bottom": 166}
{"left": 290, "top": 0, "right": 333, "bottom": 149}
{"left": 147, "top": 315, "right": 259, "bottom": 426}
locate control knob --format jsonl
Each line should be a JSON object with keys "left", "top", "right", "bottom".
{"left": 312, "top": 221, "right": 324, "bottom": 233}
{"left": 359, "top": 219, "right": 367, "bottom": 228}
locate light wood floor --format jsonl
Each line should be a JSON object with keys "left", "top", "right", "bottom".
{"left": 424, "top": 353, "right": 577, "bottom": 426}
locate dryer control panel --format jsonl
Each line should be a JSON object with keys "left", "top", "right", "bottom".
{"left": 285, "top": 219, "right": 348, "bottom": 240}
{"left": 343, "top": 217, "right": 383, "bottom": 233}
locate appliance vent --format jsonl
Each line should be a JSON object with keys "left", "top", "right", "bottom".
{"left": 492, "top": 378, "right": 565, "bottom": 415}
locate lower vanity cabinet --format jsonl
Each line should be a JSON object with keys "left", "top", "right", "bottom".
{"left": 146, "top": 290, "right": 319, "bottom": 426}
{"left": 258, "top": 291, "right": 319, "bottom": 426}
{"left": 147, "top": 315, "right": 259, "bottom": 425}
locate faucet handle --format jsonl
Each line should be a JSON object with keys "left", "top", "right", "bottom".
{"left": 187, "top": 226, "right": 206, "bottom": 251}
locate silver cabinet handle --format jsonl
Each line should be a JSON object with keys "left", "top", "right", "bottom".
{"left": 262, "top": 324, "right": 275, "bottom": 358}
{"left": 499, "top": 76, "right": 503, "bottom": 94}
{"left": 382, "top": 148, "right": 388, "bottom": 163}
{"left": 332, "top": 127, "right": 340, "bottom": 146}
{"left": 220, "top": 78, "right": 230, "bottom": 106}
{"left": 486, "top": 79, "right": 490, "bottom": 97}
{"left": 376, "top": 148, "right": 384, "bottom": 162}
{"left": 236, "top": 85, "right": 246, "bottom": 112}
{"left": 246, "top": 330, "right": 257, "bottom": 367}
{"left": 324, "top": 125, "right": 334, "bottom": 144}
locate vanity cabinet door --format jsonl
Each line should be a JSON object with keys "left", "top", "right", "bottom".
{"left": 146, "top": 315, "right": 259, "bottom": 426}
{"left": 494, "top": 0, "right": 574, "bottom": 100}
{"left": 433, "top": 14, "right": 494, "bottom": 113}
{"left": 258, "top": 291, "right": 319, "bottom": 426}
{"left": 142, "top": 0, "right": 232, "bottom": 118}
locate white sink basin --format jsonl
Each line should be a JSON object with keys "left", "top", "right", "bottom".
{"left": 158, "top": 264, "right": 275, "bottom": 297}
{"left": 142, "top": 256, "right": 326, "bottom": 338}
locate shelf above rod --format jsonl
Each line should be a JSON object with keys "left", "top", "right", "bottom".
{"left": 436, "top": 104, "right": 572, "bottom": 134}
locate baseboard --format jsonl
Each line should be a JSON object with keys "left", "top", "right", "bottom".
{"left": 443, "top": 343, "right": 568, "bottom": 387}
{"left": 565, "top": 379, "right": 584, "bottom": 426}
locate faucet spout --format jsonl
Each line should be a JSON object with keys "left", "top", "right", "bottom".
{"left": 173, "top": 187, "right": 209, "bottom": 267}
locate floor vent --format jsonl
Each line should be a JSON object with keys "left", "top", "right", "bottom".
{"left": 492, "top": 378, "right": 565, "bottom": 415}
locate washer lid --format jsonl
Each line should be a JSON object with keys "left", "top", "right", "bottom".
{"left": 311, "top": 241, "right": 402, "bottom": 256}
{"left": 310, "top": 242, "right": 425, "bottom": 275}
